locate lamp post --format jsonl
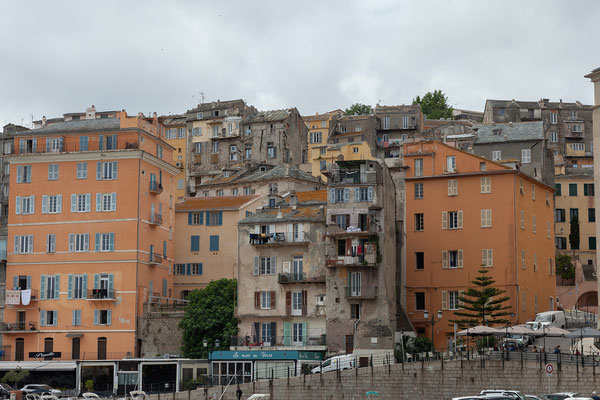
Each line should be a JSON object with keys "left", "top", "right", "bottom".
{"left": 424, "top": 309, "right": 443, "bottom": 353}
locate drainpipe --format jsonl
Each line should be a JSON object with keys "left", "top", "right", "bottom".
{"left": 353, "top": 310, "right": 361, "bottom": 353}
{"left": 514, "top": 174, "right": 519, "bottom": 323}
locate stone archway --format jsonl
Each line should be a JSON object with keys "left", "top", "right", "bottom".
{"left": 576, "top": 291, "right": 598, "bottom": 314}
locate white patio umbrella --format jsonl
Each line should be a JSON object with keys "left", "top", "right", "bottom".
{"left": 457, "top": 325, "right": 502, "bottom": 336}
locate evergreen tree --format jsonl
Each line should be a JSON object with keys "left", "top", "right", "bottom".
{"left": 412, "top": 90, "right": 454, "bottom": 119}
{"left": 344, "top": 103, "right": 372, "bottom": 116}
{"left": 449, "top": 269, "right": 511, "bottom": 328}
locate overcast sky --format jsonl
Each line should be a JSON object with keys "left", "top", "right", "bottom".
{"left": 1, "top": 0, "right": 599, "bottom": 127}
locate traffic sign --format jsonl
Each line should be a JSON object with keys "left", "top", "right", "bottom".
{"left": 545, "top": 364, "right": 553, "bottom": 374}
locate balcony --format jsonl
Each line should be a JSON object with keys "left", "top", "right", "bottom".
{"left": 249, "top": 231, "right": 308, "bottom": 246}
{"left": 1, "top": 321, "right": 37, "bottom": 333}
{"left": 564, "top": 130, "right": 585, "bottom": 139}
{"left": 278, "top": 273, "right": 326, "bottom": 284}
{"left": 87, "top": 288, "right": 116, "bottom": 301}
{"left": 149, "top": 213, "right": 163, "bottom": 226}
{"left": 230, "top": 333, "right": 326, "bottom": 351}
{"left": 0, "top": 250, "right": 6, "bottom": 260}
{"left": 5, "top": 289, "right": 40, "bottom": 307}
{"left": 12, "top": 139, "right": 139, "bottom": 155}
{"left": 326, "top": 225, "right": 377, "bottom": 238}
{"left": 149, "top": 253, "right": 163, "bottom": 266}
{"left": 149, "top": 181, "right": 163, "bottom": 194}
{"left": 326, "top": 253, "right": 377, "bottom": 268}
{"left": 345, "top": 285, "right": 378, "bottom": 299}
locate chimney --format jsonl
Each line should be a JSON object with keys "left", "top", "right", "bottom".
{"left": 42, "top": 116, "right": 46, "bottom": 126}
{"left": 289, "top": 192, "right": 298, "bottom": 207}
{"left": 86, "top": 105, "right": 96, "bottom": 120}
{"left": 276, "top": 209, "right": 283, "bottom": 219}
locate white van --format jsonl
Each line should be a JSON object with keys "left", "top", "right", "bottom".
{"left": 532, "top": 311, "right": 566, "bottom": 329}
{"left": 311, "top": 355, "right": 355, "bottom": 373}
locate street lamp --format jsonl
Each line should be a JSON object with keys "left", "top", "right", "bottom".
{"left": 424, "top": 310, "right": 443, "bottom": 352}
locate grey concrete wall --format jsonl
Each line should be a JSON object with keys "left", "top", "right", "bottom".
{"left": 137, "top": 314, "right": 184, "bottom": 357}
{"left": 183, "top": 360, "right": 600, "bottom": 400}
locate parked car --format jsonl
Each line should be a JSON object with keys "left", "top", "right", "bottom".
{"left": 503, "top": 333, "right": 531, "bottom": 347}
{"left": 530, "top": 311, "right": 566, "bottom": 329}
{"left": 480, "top": 390, "right": 527, "bottom": 400}
{"left": 543, "top": 394, "right": 591, "bottom": 400}
{"left": 310, "top": 355, "right": 355, "bottom": 373}
{"left": 21, "top": 385, "right": 61, "bottom": 397}
{"left": 0, "top": 383, "right": 13, "bottom": 399}
{"left": 453, "top": 396, "right": 514, "bottom": 400}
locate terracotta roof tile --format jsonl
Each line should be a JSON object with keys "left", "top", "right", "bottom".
{"left": 295, "top": 190, "right": 327, "bottom": 202}
{"left": 176, "top": 195, "right": 259, "bottom": 212}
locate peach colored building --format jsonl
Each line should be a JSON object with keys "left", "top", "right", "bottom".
{"left": 3, "top": 109, "right": 178, "bottom": 361}
{"left": 173, "top": 195, "right": 261, "bottom": 299}
{"left": 404, "top": 141, "right": 556, "bottom": 350}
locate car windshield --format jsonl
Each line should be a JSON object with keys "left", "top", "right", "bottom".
{"left": 1, "top": 384, "right": 12, "bottom": 390}
{"left": 321, "top": 360, "right": 331, "bottom": 367}
{"left": 535, "top": 315, "right": 553, "bottom": 322}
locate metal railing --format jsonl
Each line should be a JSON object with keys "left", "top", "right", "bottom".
{"left": 277, "top": 272, "right": 325, "bottom": 284}
{"left": 149, "top": 213, "right": 163, "bottom": 225}
{"left": 87, "top": 288, "right": 116, "bottom": 300}
{"left": 230, "top": 333, "right": 326, "bottom": 348}
{"left": 345, "top": 285, "right": 378, "bottom": 299}
{"left": 249, "top": 231, "right": 306, "bottom": 245}
{"left": 149, "top": 181, "right": 163, "bottom": 194}
{"left": 1, "top": 321, "right": 37, "bottom": 332}
{"left": 13, "top": 139, "right": 139, "bottom": 155}
{"left": 149, "top": 253, "right": 163, "bottom": 264}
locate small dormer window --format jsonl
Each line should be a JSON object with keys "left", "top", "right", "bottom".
{"left": 223, "top": 171, "right": 230, "bottom": 178}
{"left": 197, "top": 112, "right": 203, "bottom": 119}
{"left": 260, "top": 166, "right": 267, "bottom": 172}
{"left": 269, "top": 198, "right": 276, "bottom": 208}
{"left": 213, "top": 110, "right": 219, "bottom": 117}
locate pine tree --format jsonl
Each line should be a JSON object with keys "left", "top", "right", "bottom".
{"left": 449, "top": 269, "right": 512, "bottom": 328}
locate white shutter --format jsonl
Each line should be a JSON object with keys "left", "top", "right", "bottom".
{"left": 15, "top": 196, "right": 21, "bottom": 215}
{"left": 27, "top": 235, "right": 33, "bottom": 253}
{"left": 111, "top": 193, "right": 117, "bottom": 211}
{"left": 487, "top": 209, "right": 492, "bottom": 227}
{"left": 57, "top": 194, "right": 62, "bottom": 213}
{"left": 42, "top": 195, "right": 48, "bottom": 214}
{"left": 457, "top": 250, "right": 463, "bottom": 268}
{"left": 69, "top": 234, "right": 74, "bottom": 252}
{"left": 441, "top": 291, "right": 448, "bottom": 310}
{"left": 71, "top": 194, "right": 76, "bottom": 212}
{"left": 30, "top": 195, "right": 35, "bottom": 213}
{"left": 442, "top": 212, "right": 448, "bottom": 229}
{"left": 448, "top": 180, "right": 453, "bottom": 196}
{"left": 442, "top": 251, "right": 448, "bottom": 269}
{"left": 453, "top": 180, "right": 458, "bottom": 195}
{"left": 457, "top": 211, "right": 463, "bottom": 228}
{"left": 480, "top": 209, "right": 485, "bottom": 227}
{"left": 85, "top": 194, "right": 91, "bottom": 212}
{"left": 488, "top": 249, "right": 493, "bottom": 267}
{"left": 96, "top": 193, "right": 102, "bottom": 212}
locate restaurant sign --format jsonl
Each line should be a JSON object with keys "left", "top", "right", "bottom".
{"left": 29, "top": 351, "right": 61, "bottom": 359}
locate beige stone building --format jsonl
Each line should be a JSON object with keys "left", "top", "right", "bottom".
{"left": 554, "top": 168, "right": 596, "bottom": 266}
{"left": 373, "top": 105, "right": 424, "bottom": 159}
{"left": 173, "top": 195, "right": 261, "bottom": 299}
{"left": 235, "top": 191, "right": 327, "bottom": 352}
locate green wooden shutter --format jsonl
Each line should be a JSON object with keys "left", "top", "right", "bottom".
{"left": 283, "top": 322, "right": 291, "bottom": 346}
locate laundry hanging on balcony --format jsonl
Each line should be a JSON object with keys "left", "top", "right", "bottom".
{"left": 21, "top": 289, "right": 31, "bottom": 306}
{"left": 5, "top": 290, "right": 20, "bottom": 305}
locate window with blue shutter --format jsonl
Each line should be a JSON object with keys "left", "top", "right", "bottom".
{"left": 163, "top": 241, "right": 167, "bottom": 257}
{"left": 80, "top": 136, "right": 88, "bottom": 151}
{"left": 190, "top": 235, "right": 200, "bottom": 252}
{"left": 209, "top": 235, "right": 219, "bottom": 251}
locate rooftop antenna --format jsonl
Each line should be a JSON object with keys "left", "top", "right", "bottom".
{"left": 199, "top": 92, "right": 205, "bottom": 103}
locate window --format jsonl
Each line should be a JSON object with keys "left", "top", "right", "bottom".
{"left": 589, "top": 208, "right": 596, "bottom": 222}
{"left": 245, "top": 146, "right": 252, "bottom": 160}
{"left": 446, "top": 156, "right": 456, "bottom": 173}
{"left": 532, "top": 184, "right": 536, "bottom": 200}
{"left": 589, "top": 237, "right": 597, "bottom": 250}
{"left": 402, "top": 115, "right": 410, "bottom": 129}
{"left": 355, "top": 187, "right": 373, "bottom": 202}
{"left": 69, "top": 233, "right": 89, "bottom": 252}
{"left": 555, "top": 237, "right": 567, "bottom": 249}
{"left": 498, "top": 108, "right": 505, "bottom": 116}
{"left": 309, "top": 131, "right": 322, "bottom": 144}
{"left": 414, "top": 183, "right": 423, "bottom": 199}
{"left": 212, "top": 141, "right": 219, "bottom": 153}
{"left": 209, "top": 235, "right": 219, "bottom": 251}
{"left": 267, "top": 145, "right": 276, "bottom": 158}
{"left": 534, "top": 253, "right": 538, "bottom": 272}
{"left": 480, "top": 209, "right": 492, "bottom": 228}
{"left": 72, "top": 310, "right": 82, "bottom": 326}
{"left": 353, "top": 147, "right": 359, "bottom": 153}
{"left": 3, "top": 162, "right": 8, "bottom": 175}
{"left": 551, "top": 131, "right": 558, "bottom": 143}
{"left": 231, "top": 188, "right": 238, "bottom": 196}
{"left": 190, "top": 235, "right": 200, "bottom": 252}
{"left": 350, "top": 304, "right": 361, "bottom": 319}
{"left": 255, "top": 256, "right": 276, "bottom": 275}
{"left": 244, "top": 187, "right": 252, "bottom": 195}
{"left": 480, "top": 177, "right": 491, "bottom": 193}
{"left": 14, "top": 235, "right": 33, "bottom": 254}
{"left": 207, "top": 211, "right": 223, "bottom": 225}
{"left": 572, "top": 124, "right": 583, "bottom": 133}
{"left": 190, "top": 263, "right": 202, "bottom": 275}
{"left": 76, "top": 162, "right": 87, "bottom": 179}
{"left": 71, "top": 193, "right": 91, "bottom": 213}
{"left": 94, "top": 310, "right": 112, "bottom": 326}
{"left": 95, "top": 233, "right": 115, "bottom": 252}
{"left": 520, "top": 210, "right": 525, "bottom": 229}
{"left": 482, "top": 249, "right": 493, "bottom": 267}
{"left": 445, "top": 250, "right": 463, "bottom": 269}
{"left": 550, "top": 112, "right": 557, "bottom": 124}
{"left": 48, "top": 164, "right": 59, "bottom": 180}
{"left": 521, "top": 149, "right": 531, "bottom": 164}
{"left": 42, "top": 274, "right": 59, "bottom": 300}
{"left": 414, "top": 158, "right": 423, "bottom": 177}
{"left": 16, "top": 165, "right": 32, "bottom": 183}
{"left": 442, "top": 211, "right": 463, "bottom": 229}
{"left": 568, "top": 183, "right": 578, "bottom": 196}
{"left": 319, "top": 148, "right": 326, "bottom": 155}
{"left": 46, "top": 234, "right": 56, "bottom": 253}
{"left": 555, "top": 183, "right": 562, "bottom": 196}
{"left": 69, "top": 275, "right": 86, "bottom": 299}
{"left": 448, "top": 291, "right": 460, "bottom": 310}
{"left": 584, "top": 183, "right": 595, "bottom": 196}
{"left": 15, "top": 195, "right": 35, "bottom": 215}
{"left": 216, "top": 190, "right": 223, "bottom": 196}
{"left": 521, "top": 250, "right": 526, "bottom": 269}
{"left": 492, "top": 150, "right": 501, "bottom": 161}
{"left": 532, "top": 215, "right": 536, "bottom": 233}
{"left": 383, "top": 117, "right": 390, "bottom": 130}
{"left": 479, "top": 162, "right": 486, "bottom": 172}
{"left": 415, "top": 252, "right": 424, "bottom": 270}
{"left": 570, "top": 208, "right": 579, "bottom": 221}
{"left": 320, "top": 160, "right": 327, "bottom": 171}
{"left": 447, "top": 180, "right": 458, "bottom": 196}
{"left": 415, "top": 214, "right": 424, "bottom": 231}
{"left": 546, "top": 221, "right": 551, "bottom": 239}
{"left": 260, "top": 291, "right": 272, "bottom": 309}
{"left": 334, "top": 214, "right": 349, "bottom": 230}
{"left": 189, "top": 212, "right": 203, "bottom": 225}
{"left": 330, "top": 188, "right": 349, "bottom": 203}
{"left": 174, "top": 264, "right": 185, "bottom": 275}
{"left": 96, "top": 161, "right": 117, "bottom": 180}
{"left": 96, "top": 193, "right": 116, "bottom": 212}
{"left": 415, "top": 292, "right": 425, "bottom": 310}
{"left": 41, "top": 310, "right": 58, "bottom": 326}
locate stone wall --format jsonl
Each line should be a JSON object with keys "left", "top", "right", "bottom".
{"left": 137, "top": 314, "right": 184, "bottom": 357}
{"left": 182, "top": 360, "right": 600, "bottom": 400}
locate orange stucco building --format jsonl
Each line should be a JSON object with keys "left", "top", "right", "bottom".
{"left": 3, "top": 109, "right": 179, "bottom": 361}
{"left": 404, "top": 141, "right": 556, "bottom": 350}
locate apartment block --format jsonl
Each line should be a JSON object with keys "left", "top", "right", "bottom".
{"left": 162, "top": 115, "right": 188, "bottom": 202}
{"left": 554, "top": 168, "right": 596, "bottom": 265}
{"left": 173, "top": 195, "right": 261, "bottom": 299}
{"left": 404, "top": 141, "right": 556, "bottom": 350}
{"left": 483, "top": 99, "right": 593, "bottom": 168}
{"left": 235, "top": 191, "right": 327, "bottom": 354}
{"left": 303, "top": 110, "right": 342, "bottom": 181}
{"left": 3, "top": 109, "right": 178, "bottom": 361}
{"left": 374, "top": 105, "right": 423, "bottom": 159}
{"left": 323, "top": 160, "right": 401, "bottom": 354}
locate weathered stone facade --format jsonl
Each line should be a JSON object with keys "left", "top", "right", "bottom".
{"left": 136, "top": 313, "right": 184, "bottom": 358}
